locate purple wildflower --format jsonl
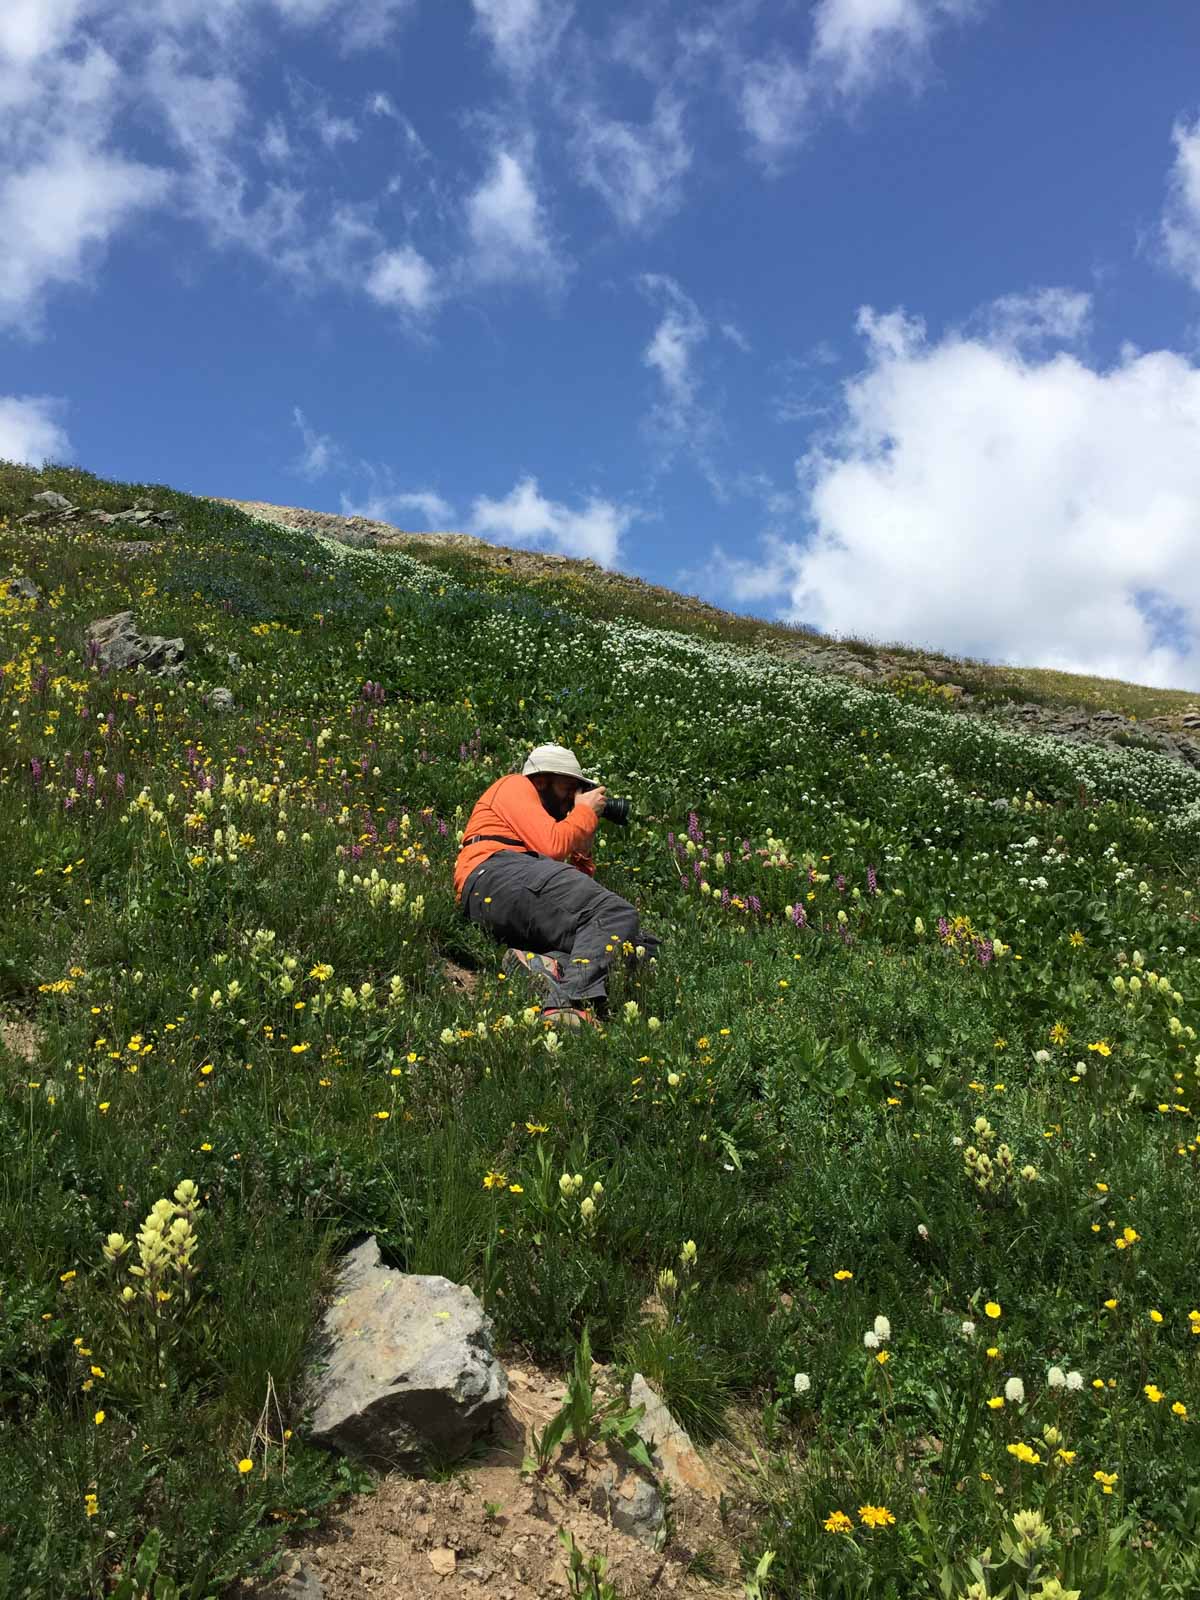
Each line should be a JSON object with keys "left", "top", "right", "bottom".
{"left": 30, "top": 757, "right": 43, "bottom": 787}
{"left": 836, "top": 874, "right": 846, "bottom": 894}
{"left": 791, "top": 903, "right": 807, "bottom": 927}
{"left": 867, "top": 865, "right": 878, "bottom": 895}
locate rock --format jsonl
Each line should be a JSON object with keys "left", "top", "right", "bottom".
{"left": 589, "top": 1447, "right": 665, "bottom": 1549}
{"left": 93, "top": 505, "right": 177, "bottom": 529}
{"left": 86, "top": 612, "right": 186, "bottom": 678}
{"left": 209, "top": 687, "right": 235, "bottom": 713}
{"left": 629, "top": 1373, "right": 721, "bottom": 1500}
{"left": 203, "top": 644, "right": 242, "bottom": 673}
{"left": 428, "top": 1549, "right": 457, "bottom": 1577}
{"left": 5, "top": 576, "right": 41, "bottom": 603}
{"left": 262, "top": 1553, "right": 325, "bottom": 1599}
{"left": 305, "top": 1237, "right": 507, "bottom": 1470}
{"left": 32, "top": 490, "right": 74, "bottom": 510}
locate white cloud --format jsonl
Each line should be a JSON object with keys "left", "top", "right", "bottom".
{"left": 314, "top": 108, "right": 359, "bottom": 147}
{"left": 737, "top": 0, "right": 981, "bottom": 163}
{"left": 0, "top": 0, "right": 87, "bottom": 66}
{"left": 261, "top": 116, "right": 293, "bottom": 164}
{"left": 365, "top": 245, "right": 438, "bottom": 314}
{"left": 571, "top": 93, "right": 691, "bottom": 230}
{"left": 704, "top": 299, "right": 1200, "bottom": 688}
{"left": 1163, "top": 114, "right": 1200, "bottom": 293}
{"left": 340, "top": 487, "right": 454, "bottom": 526}
{"left": 465, "top": 148, "right": 563, "bottom": 286}
{"left": 328, "top": 0, "right": 416, "bottom": 51}
{"left": 292, "top": 407, "right": 341, "bottom": 478}
{"left": 981, "top": 287, "right": 1092, "bottom": 352}
{"left": 470, "top": 0, "right": 572, "bottom": 79}
{"left": 0, "top": 393, "right": 71, "bottom": 464}
{"left": 0, "top": 140, "right": 170, "bottom": 332}
{"left": 641, "top": 273, "right": 706, "bottom": 408}
{"left": 470, "top": 475, "right": 633, "bottom": 566}
{"left": 0, "top": 0, "right": 422, "bottom": 332}
{"left": 738, "top": 56, "right": 812, "bottom": 163}
{"left": 638, "top": 273, "right": 725, "bottom": 483}
{"left": 812, "top": 0, "right": 977, "bottom": 96}
{"left": 720, "top": 321, "right": 751, "bottom": 353}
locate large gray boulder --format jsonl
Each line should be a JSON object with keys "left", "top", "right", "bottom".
{"left": 86, "top": 612, "right": 186, "bottom": 678}
{"left": 305, "top": 1237, "right": 506, "bottom": 1470}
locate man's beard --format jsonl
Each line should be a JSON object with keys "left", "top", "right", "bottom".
{"left": 542, "top": 792, "right": 571, "bottom": 820}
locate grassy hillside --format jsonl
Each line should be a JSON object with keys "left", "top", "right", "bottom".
{"left": 4, "top": 463, "right": 1200, "bottom": 1598}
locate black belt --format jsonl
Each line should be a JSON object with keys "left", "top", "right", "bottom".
{"left": 463, "top": 834, "right": 533, "bottom": 851}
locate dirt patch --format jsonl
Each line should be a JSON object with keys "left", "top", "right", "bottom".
{"left": 0, "top": 1013, "right": 41, "bottom": 1064}
{"left": 277, "top": 1364, "right": 745, "bottom": 1600}
{"left": 442, "top": 960, "right": 479, "bottom": 998}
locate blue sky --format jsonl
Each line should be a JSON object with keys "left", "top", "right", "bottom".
{"left": 5, "top": 0, "right": 1200, "bottom": 686}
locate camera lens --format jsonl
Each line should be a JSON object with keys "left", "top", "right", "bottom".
{"left": 602, "top": 796, "right": 631, "bottom": 826}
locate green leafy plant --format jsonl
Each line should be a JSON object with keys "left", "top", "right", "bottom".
{"left": 559, "top": 1529, "right": 620, "bottom": 1600}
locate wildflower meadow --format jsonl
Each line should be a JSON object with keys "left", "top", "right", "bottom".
{"left": 4, "top": 464, "right": 1200, "bottom": 1598}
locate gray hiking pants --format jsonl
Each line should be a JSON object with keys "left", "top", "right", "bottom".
{"left": 460, "top": 851, "right": 658, "bottom": 1008}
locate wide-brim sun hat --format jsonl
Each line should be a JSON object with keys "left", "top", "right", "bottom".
{"left": 522, "top": 743, "right": 598, "bottom": 789}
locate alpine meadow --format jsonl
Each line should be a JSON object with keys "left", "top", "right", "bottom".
{"left": 7, "top": 464, "right": 1200, "bottom": 1600}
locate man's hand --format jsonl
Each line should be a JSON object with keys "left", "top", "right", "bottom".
{"left": 578, "top": 785, "right": 607, "bottom": 816}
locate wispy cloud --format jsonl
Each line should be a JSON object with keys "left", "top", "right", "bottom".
{"left": 365, "top": 245, "right": 438, "bottom": 315}
{"left": 570, "top": 92, "right": 691, "bottom": 230}
{"left": 638, "top": 273, "right": 725, "bottom": 485}
{"left": 736, "top": 0, "right": 984, "bottom": 165}
{"left": 464, "top": 146, "right": 565, "bottom": 287}
{"left": 469, "top": 0, "right": 573, "bottom": 80}
{"left": 1163, "top": 114, "right": 1200, "bottom": 293}
{"left": 292, "top": 406, "right": 342, "bottom": 478}
{"left": 339, "top": 486, "right": 455, "bottom": 526}
{"left": 470, "top": 475, "right": 634, "bottom": 566}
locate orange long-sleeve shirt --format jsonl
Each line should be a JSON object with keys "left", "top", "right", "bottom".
{"left": 454, "top": 774, "right": 598, "bottom": 900}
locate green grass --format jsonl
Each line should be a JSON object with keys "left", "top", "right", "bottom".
{"left": 4, "top": 461, "right": 1200, "bottom": 1597}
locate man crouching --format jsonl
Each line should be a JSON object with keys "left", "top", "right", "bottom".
{"left": 455, "top": 743, "right": 658, "bottom": 1027}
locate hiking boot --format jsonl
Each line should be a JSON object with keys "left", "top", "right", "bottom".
{"left": 542, "top": 1006, "right": 598, "bottom": 1030}
{"left": 503, "top": 947, "right": 564, "bottom": 1001}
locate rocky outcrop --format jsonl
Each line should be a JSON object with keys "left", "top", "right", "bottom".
{"left": 86, "top": 612, "right": 186, "bottom": 677}
{"left": 4, "top": 576, "right": 41, "bottom": 604}
{"left": 19, "top": 490, "right": 176, "bottom": 530}
{"left": 305, "top": 1237, "right": 507, "bottom": 1471}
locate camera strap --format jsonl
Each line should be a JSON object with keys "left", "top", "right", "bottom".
{"left": 463, "top": 833, "right": 535, "bottom": 853}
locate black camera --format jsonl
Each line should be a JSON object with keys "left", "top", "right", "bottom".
{"left": 602, "top": 795, "right": 631, "bottom": 826}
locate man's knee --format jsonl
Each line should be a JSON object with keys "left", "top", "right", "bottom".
{"left": 594, "top": 891, "right": 640, "bottom": 939}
